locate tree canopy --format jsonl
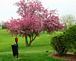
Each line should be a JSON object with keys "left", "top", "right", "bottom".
{"left": 6, "top": 0, "right": 64, "bottom": 46}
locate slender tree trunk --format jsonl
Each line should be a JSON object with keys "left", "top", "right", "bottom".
{"left": 25, "top": 35, "right": 28, "bottom": 47}
{"left": 28, "top": 35, "right": 37, "bottom": 46}
{"left": 64, "top": 23, "right": 67, "bottom": 30}
{"left": 28, "top": 36, "right": 32, "bottom": 46}
{"left": 28, "top": 39, "right": 32, "bottom": 46}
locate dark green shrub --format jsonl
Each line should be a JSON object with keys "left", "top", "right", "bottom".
{"left": 2, "top": 25, "right": 7, "bottom": 29}
{"left": 51, "top": 34, "right": 67, "bottom": 55}
{"left": 64, "top": 25, "right": 76, "bottom": 53}
{"left": 51, "top": 25, "right": 76, "bottom": 55}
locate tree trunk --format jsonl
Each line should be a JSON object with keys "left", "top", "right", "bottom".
{"left": 28, "top": 35, "right": 37, "bottom": 46}
{"left": 28, "top": 36, "right": 32, "bottom": 46}
{"left": 28, "top": 40, "right": 32, "bottom": 46}
{"left": 25, "top": 35, "right": 29, "bottom": 47}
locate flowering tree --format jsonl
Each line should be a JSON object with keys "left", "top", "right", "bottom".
{"left": 41, "top": 9, "right": 64, "bottom": 32}
{"left": 6, "top": 0, "right": 64, "bottom": 47}
{"left": 6, "top": 18, "right": 21, "bottom": 35}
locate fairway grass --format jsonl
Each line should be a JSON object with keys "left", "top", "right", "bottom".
{"left": 0, "top": 52, "right": 64, "bottom": 61}
{"left": 0, "top": 28, "right": 64, "bottom": 61}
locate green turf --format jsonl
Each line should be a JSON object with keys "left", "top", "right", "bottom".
{"left": 0, "top": 28, "right": 64, "bottom": 61}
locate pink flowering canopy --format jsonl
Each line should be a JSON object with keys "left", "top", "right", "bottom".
{"left": 6, "top": 0, "right": 64, "bottom": 36}
{"left": 43, "top": 15, "right": 64, "bottom": 32}
{"left": 6, "top": 18, "right": 21, "bottom": 35}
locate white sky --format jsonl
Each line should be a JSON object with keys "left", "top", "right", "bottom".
{"left": 0, "top": 0, "right": 76, "bottom": 23}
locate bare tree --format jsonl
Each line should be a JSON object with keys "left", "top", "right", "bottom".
{"left": 61, "top": 15, "right": 76, "bottom": 29}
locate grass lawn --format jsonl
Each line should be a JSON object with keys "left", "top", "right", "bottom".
{"left": 0, "top": 28, "right": 64, "bottom": 61}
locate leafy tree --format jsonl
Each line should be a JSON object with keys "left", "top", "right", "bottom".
{"left": 6, "top": 0, "right": 64, "bottom": 47}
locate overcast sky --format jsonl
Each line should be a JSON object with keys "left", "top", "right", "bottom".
{"left": 0, "top": 0, "right": 76, "bottom": 23}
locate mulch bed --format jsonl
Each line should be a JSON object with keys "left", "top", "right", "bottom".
{"left": 49, "top": 53, "right": 76, "bottom": 61}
